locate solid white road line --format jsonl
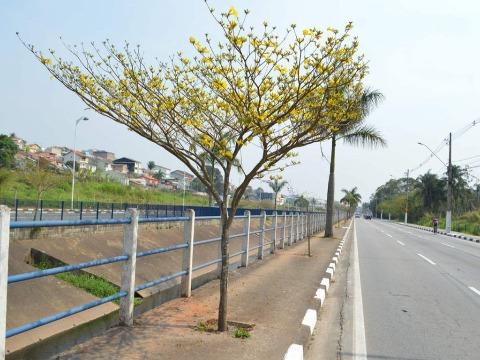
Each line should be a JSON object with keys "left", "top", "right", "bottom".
{"left": 396, "top": 240, "right": 405, "bottom": 246}
{"left": 417, "top": 253, "right": 436, "bottom": 265}
{"left": 353, "top": 220, "right": 367, "bottom": 360}
{"left": 468, "top": 286, "right": 480, "bottom": 296}
{"left": 441, "top": 242, "right": 455, "bottom": 248}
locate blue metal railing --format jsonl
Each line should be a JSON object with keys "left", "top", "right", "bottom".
{"left": 4, "top": 210, "right": 329, "bottom": 340}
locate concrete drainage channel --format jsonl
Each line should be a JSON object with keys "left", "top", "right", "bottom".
{"left": 399, "top": 223, "right": 480, "bottom": 243}
{"left": 283, "top": 220, "right": 352, "bottom": 360}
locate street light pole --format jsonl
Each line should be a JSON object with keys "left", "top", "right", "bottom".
{"left": 446, "top": 132, "right": 453, "bottom": 233}
{"left": 404, "top": 169, "right": 409, "bottom": 224}
{"left": 71, "top": 116, "right": 89, "bottom": 209}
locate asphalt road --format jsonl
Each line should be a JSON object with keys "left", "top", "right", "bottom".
{"left": 341, "top": 218, "right": 480, "bottom": 360}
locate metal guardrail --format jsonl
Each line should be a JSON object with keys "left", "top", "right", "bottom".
{"left": 0, "top": 205, "right": 347, "bottom": 357}
{"left": 2, "top": 197, "right": 323, "bottom": 222}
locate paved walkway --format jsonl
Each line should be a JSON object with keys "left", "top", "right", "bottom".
{"left": 57, "top": 226, "right": 347, "bottom": 360}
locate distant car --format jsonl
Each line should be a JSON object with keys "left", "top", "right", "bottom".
{"left": 355, "top": 213, "right": 361, "bottom": 218}
{"left": 364, "top": 214, "right": 372, "bottom": 220}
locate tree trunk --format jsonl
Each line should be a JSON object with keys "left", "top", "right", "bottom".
{"left": 325, "top": 135, "right": 336, "bottom": 237}
{"left": 217, "top": 204, "right": 231, "bottom": 331}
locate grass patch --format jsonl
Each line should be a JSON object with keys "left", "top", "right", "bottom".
{"left": 36, "top": 260, "right": 142, "bottom": 306}
{"left": 195, "top": 319, "right": 217, "bottom": 333}
{"left": 233, "top": 327, "right": 251, "bottom": 339}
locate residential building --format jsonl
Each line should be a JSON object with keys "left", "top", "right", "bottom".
{"left": 93, "top": 150, "right": 116, "bottom": 162}
{"left": 140, "top": 174, "right": 160, "bottom": 187}
{"left": 26, "top": 144, "right": 42, "bottom": 153}
{"left": 152, "top": 165, "right": 170, "bottom": 177}
{"left": 90, "top": 157, "right": 113, "bottom": 173}
{"left": 45, "top": 146, "right": 64, "bottom": 157}
{"left": 129, "top": 177, "right": 147, "bottom": 187}
{"left": 170, "top": 170, "right": 194, "bottom": 190}
{"left": 111, "top": 163, "right": 129, "bottom": 174}
{"left": 63, "top": 151, "right": 97, "bottom": 172}
{"left": 10, "top": 135, "right": 26, "bottom": 151}
{"left": 113, "top": 157, "right": 143, "bottom": 175}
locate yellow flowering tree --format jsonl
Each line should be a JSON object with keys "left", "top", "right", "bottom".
{"left": 21, "top": 4, "right": 368, "bottom": 331}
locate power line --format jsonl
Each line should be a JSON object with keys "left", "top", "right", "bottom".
{"left": 410, "top": 118, "right": 480, "bottom": 173}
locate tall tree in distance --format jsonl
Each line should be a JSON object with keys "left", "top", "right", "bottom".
{"left": 324, "top": 89, "right": 386, "bottom": 237}
{"left": 267, "top": 176, "right": 288, "bottom": 210}
{"left": 0, "top": 134, "right": 19, "bottom": 169}
{"left": 340, "top": 187, "right": 362, "bottom": 217}
{"left": 23, "top": 4, "right": 368, "bottom": 331}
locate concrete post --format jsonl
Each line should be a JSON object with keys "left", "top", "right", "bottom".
{"left": 271, "top": 211, "right": 277, "bottom": 254}
{"left": 296, "top": 213, "right": 300, "bottom": 242}
{"left": 241, "top": 210, "right": 251, "bottom": 267}
{"left": 181, "top": 209, "right": 195, "bottom": 297}
{"left": 0, "top": 206, "right": 10, "bottom": 358}
{"left": 289, "top": 212, "right": 294, "bottom": 246}
{"left": 120, "top": 208, "right": 138, "bottom": 326}
{"left": 258, "top": 211, "right": 266, "bottom": 259}
{"left": 281, "top": 212, "right": 287, "bottom": 249}
{"left": 301, "top": 213, "right": 305, "bottom": 239}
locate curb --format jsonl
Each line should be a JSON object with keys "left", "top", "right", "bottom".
{"left": 283, "top": 221, "right": 352, "bottom": 360}
{"left": 398, "top": 222, "right": 480, "bottom": 243}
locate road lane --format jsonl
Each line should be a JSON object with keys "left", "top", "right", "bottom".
{"left": 376, "top": 221, "right": 480, "bottom": 294}
{"left": 348, "top": 219, "right": 480, "bottom": 360}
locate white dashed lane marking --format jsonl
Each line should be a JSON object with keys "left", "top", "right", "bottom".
{"left": 469, "top": 286, "right": 480, "bottom": 296}
{"left": 441, "top": 242, "right": 455, "bottom": 248}
{"left": 397, "top": 241, "right": 405, "bottom": 246}
{"left": 417, "top": 253, "right": 436, "bottom": 265}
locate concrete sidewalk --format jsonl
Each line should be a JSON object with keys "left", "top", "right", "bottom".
{"left": 57, "top": 225, "right": 347, "bottom": 360}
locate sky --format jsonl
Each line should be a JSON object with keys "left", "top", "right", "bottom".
{"left": 1, "top": 0, "right": 480, "bottom": 202}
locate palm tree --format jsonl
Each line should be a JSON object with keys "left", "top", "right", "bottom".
{"left": 415, "top": 172, "right": 445, "bottom": 212}
{"left": 267, "top": 178, "right": 288, "bottom": 210}
{"left": 147, "top": 161, "right": 156, "bottom": 170}
{"left": 340, "top": 187, "right": 362, "bottom": 217}
{"left": 324, "top": 89, "right": 386, "bottom": 236}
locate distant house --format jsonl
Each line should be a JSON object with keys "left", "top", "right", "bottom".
{"left": 140, "top": 174, "right": 160, "bottom": 187}
{"left": 111, "top": 163, "right": 129, "bottom": 174}
{"left": 152, "top": 165, "right": 170, "bottom": 177}
{"left": 63, "top": 151, "right": 97, "bottom": 172}
{"left": 93, "top": 150, "right": 116, "bottom": 162}
{"left": 10, "top": 135, "right": 26, "bottom": 151}
{"left": 34, "top": 152, "right": 63, "bottom": 169}
{"left": 90, "top": 157, "right": 112, "bottom": 173}
{"left": 45, "top": 146, "right": 64, "bottom": 157}
{"left": 170, "top": 170, "right": 194, "bottom": 190}
{"left": 113, "top": 157, "right": 143, "bottom": 175}
{"left": 27, "top": 144, "right": 42, "bottom": 153}
{"left": 170, "top": 170, "right": 194, "bottom": 182}
{"left": 129, "top": 177, "right": 147, "bottom": 187}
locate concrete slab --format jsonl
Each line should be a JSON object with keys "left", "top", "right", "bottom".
{"left": 6, "top": 241, "right": 117, "bottom": 355}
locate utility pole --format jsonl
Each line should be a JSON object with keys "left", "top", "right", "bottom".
{"left": 446, "top": 132, "right": 452, "bottom": 233}
{"left": 404, "top": 169, "right": 409, "bottom": 224}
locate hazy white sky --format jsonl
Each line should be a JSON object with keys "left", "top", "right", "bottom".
{"left": 2, "top": 0, "right": 480, "bottom": 202}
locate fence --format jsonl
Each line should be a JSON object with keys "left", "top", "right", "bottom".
{"left": 0, "top": 198, "right": 325, "bottom": 222}
{"left": 0, "top": 205, "right": 347, "bottom": 358}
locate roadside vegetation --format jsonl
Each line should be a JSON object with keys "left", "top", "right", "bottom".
{"left": 36, "top": 260, "right": 142, "bottom": 306}
{"left": 367, "top": 166, "right": 480, "bottom": 235}
{"left": 0, "top": 169, "right": 278, "bottom": 209}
